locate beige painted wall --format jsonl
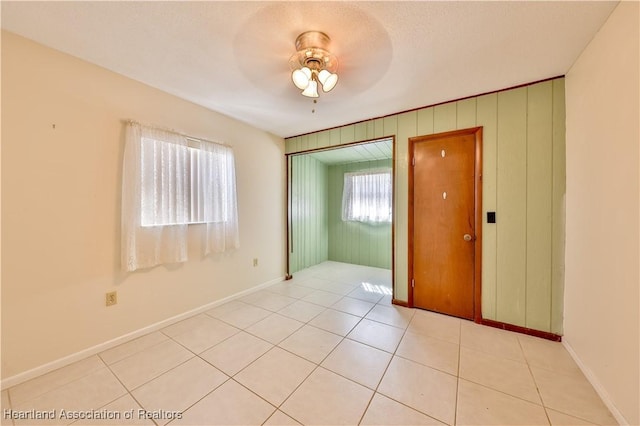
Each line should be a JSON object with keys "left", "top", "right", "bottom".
{"left": 564, "top": 2, "right": 639, "bottom": 424}
{"left": 1, "top": 32, "right": 286, "bottom": 379}
{"left": 286, "top": 78, "right": 566, "bottom": 334}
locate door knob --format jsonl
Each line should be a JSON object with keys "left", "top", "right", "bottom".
{"left": 463, "top": 234, "right": 473, "bottom": 242}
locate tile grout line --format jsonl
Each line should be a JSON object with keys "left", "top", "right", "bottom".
{"left": 21, "top": 331, "right": 216, "bottom": 425}
{"left": 231, "top": 269, "right": 385, "bottom": 424}
{"left": 6, "top": 356, "right": 107, "bottom": 408}
{"left": 302, "top": 303, "right": 374, "bottom": 421}
{"left": 458, "top": 325, "right": 562, "bottom": 408}
{"left": 268, "top": 337, "right": 345, "bottom": 423}
{"left": 356, "top": 315, "right": 409, "bottom": 426}
{"left": 100, "top": 357, "right": 162, "bottom": 426}
{"left": 268, "top": 288, "right": 379, "bottom": 424}
{"left": 201, "top": 279, "right": 363, "bottom": 423}
{"left": 99, "top": 333, "right": 171, "bottom": 368}
{"left": 517, "top": 337, "right": 604, "bottom": 425}
{"left": 4, "top": 389, "right": 15, "bottom": 426}
{"left": 517, "top": 336, "right": 552, "bottom": 426}
{"left": 116, "top": 265, "right": 598, "bottom": 424}
{"left": 357, "top": 309, "right": 450, "bottom": 426}
{"left": 457, "top": 377, "right": 550, "bottom": 409}
{"left": 108, "top": 323, "right": 241, "bottom": 425}
{"left": 186, "top": 325, "right": 289, "bottom": 422}
{"left": 9, "top": 264, "right": 394, "bottom": 426}
{"left": 453, "top": 318, "right": 462, "bottom": 425}
{"left": 162, "top": 331, "right": 280, "bottom": 424}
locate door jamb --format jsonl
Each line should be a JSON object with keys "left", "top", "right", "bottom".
{"left": 407, "top": 127, "right": 483, "bottom": 323}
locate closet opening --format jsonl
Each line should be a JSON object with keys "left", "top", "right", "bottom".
{"left": 285, "top": 137, "right": 395, "bottom": 300}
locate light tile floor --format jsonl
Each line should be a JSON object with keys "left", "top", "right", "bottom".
{"left": 1, "top": 262, "right": 617, "bottom": 426}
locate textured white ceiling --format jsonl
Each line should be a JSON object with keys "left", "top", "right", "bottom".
{"left": 1, "top": 1, "right": 617, "bottom": 138}
{"left": 308, "top": 138, "right": 393, "bottom": 165}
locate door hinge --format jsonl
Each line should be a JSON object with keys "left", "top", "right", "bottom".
{"left": 411, "top": 278, "right": 415, "bottom": 288}
{"left": 412, "top": 157, "right": 415, "bottom": 166}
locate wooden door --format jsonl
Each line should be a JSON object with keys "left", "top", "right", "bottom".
{"left": 409, "top": 128, "right": 482, "bottom": 320}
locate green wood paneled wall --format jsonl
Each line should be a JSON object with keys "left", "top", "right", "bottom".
{"left": 327, "top": 160, "right": 393, "bottom": 269}
{"left": 286, "top": 78, "right": 566, "bottom": 334}
{"left": 289, "top": 155, "right": 329, "bottom": 273}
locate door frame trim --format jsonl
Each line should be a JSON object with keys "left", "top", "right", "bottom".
{"left": 408, "top": 127, "right": 483, "bottom": 322}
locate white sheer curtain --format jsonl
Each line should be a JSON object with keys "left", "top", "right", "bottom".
{"left": 122, "top": 123, "right": 189, "bottom": 271}
{"left": 192, "top": 140, "right": 240, "bottom": 255}
{"left": 342, "top": 169, "right": 392, "bottom": 223}
{"left": 121, "top": 122, "right": 240, "bottom": 272}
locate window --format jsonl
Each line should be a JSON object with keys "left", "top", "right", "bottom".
{"left": 187, "top": 146, "right": 232, "bottom": 224}
{"left": 341, "top": 169, "right": 392, "bottom": 223}
{"left": 140, "top": 138, "right": 233, "bottom": 227}
{"left": 122, "top": 122, "right": 239, "bottom": 272}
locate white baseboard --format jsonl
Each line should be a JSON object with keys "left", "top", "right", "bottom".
{"left": 562, "top": 340, "right": 628, "bottom": 425}
{"left": 1, "top": 275, "right": 285, "bottom": 390}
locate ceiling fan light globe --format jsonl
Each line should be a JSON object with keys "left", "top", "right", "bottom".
{"left": 321, "top": 73, "right": 338, "bottom": 92}
{"left": 301, "top": 80, "right": 319, "bottom": 98}
{"left": 292, "top": 67, "right": 311, "bottom": 90}
{"left": 317, "top": 69, "right": 331, "bottom": 84}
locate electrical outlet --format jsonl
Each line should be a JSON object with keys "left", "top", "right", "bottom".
{"left": 106, "top": 291, "right": 117, "bottom": 307}
{"left": 253, "top": 258, "right": 258, "bottom": 267}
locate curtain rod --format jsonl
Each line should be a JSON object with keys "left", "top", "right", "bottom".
{"left": 125, "top": 119, "right": 232, "bottom": 148}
